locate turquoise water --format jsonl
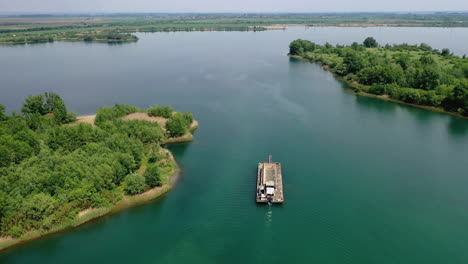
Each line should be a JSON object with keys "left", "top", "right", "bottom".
{"left": 1, "top": 27, "right": 468, "bottom": 263}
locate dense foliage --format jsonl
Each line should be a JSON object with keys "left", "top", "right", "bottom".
{"left": 0, "top": 97, "right": 194, "bottom": 238}
{"left": 148, "top": 105, "right": 173, "bottom": 118}
{"left": 290, "top": 38, "right": 468, "bottom": 116}
{"left": 165, "top": 112, "right": 194, "bottom": 137}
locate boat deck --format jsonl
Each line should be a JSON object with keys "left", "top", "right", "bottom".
{"left": 256, "top": 159, "right": 284, "bottom": 204}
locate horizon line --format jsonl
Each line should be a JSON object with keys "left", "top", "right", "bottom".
{"left": 1, "top": 11, "right": 468, "bottom": 16}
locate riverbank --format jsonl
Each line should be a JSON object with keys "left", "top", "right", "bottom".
{"left": 289, "top": 53, "right": 468, "bottom": 120}
{"left": 0, "top": 112, "right": 198, "bottom": 252}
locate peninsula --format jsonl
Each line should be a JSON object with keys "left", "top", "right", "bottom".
{"left": 289, "top": 38, "right": 468, "bottom": 118}
{"left": 0, "top": 94, "right": 198, "bottom": 251}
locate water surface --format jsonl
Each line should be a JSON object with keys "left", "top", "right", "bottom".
{"left": 1, "top": 27, "right": 468, "bottom": 264}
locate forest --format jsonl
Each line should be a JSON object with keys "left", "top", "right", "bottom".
{"left": 0, "top": 94, "right": 195, "bottom": 238}
{"left": 289, "top": 38, "right": 468, "bottom": 116}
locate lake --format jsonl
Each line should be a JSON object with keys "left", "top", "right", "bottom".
{"left": 1, "top": 27, "right": 468, "bottom": 264}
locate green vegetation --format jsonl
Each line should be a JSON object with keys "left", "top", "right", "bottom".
{"left": 2, "top": 13, "right": 468, "bottom": 45}
{"left": 289, "top": 38, "right": 468, "bottom": 116}
{"left": 124, "top": 173, "right": 146, "bottom": 195}
{"left": 0, "top": 95, "right": 195, "bottom": 241}
{"left": 148, "top": 105, "right": 173, "bottom": 118}
{"left": 166, "top": 112, "right": 194, "bottom": 137}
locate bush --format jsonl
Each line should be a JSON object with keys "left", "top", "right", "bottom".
{"left": 144, "top": 164, "right": 166, "bottom": 187}
{"left": 147, "top": 105, "right": 173, "bottom": 118}
{"left": 363, "top": 37, "right": 378, "bottom": 48}
{"left": 289, "top": 39, "right": 316, "bottom": 55}
{"left": 95, "top": 104, "right": 139, "bottom": 125}
{"left": 182, "top": 111, "right": 193, "bottom": 125}
{"left": 9, "top": 226, "right": 23, "bottom": 238}
{"left": 124, "top": 173, "right": 146, "bottom": 195}
{"left": 165, "top": 113, "right": 189, "bottom": 137}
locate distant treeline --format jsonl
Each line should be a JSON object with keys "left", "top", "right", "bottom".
{"left": 290, "top": 38, "right": 468, "bottom": 116}
{"left": 2, "top": 12, "right": 468, "bottom": 45}
{"left": 0, "top": 94, "right": 194, "bottom": 238}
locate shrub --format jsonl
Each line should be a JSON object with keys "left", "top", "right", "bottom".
{"left": 95, "top": 104, "right": 138, "bottom": 125}
{"left": 147, "top": 105, "right": 173, "bottom": 118}
{"left": 363, "top": 37, "right": 378, "bottom": 48}
{"left": 165, "top": 113, "right": 189, "bottom": 137}
{"left": 9, "top": 226, "right": 23, "bottom": 238}
{"left": 289, "top": 39, "right": 316, "bottom": 55}
{"left": 124, "top": 173, "right": 146, "bottom": 195}
{"left": 144, "top": 164, "right": 166, "bottom": 187}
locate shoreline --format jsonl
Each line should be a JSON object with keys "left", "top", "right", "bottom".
{"left": 0, "top": 115, "right": 198, "bottom": 252}
{"left": 289, "top": 54, "right": 468, "bottom": 120}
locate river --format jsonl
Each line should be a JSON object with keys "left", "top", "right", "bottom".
{"left": 1, "top": 27, "right": 468, "bottom": 263}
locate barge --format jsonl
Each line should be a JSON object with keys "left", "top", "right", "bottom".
{"left": 256, "top": 155, "right": 284, "bottom": 204}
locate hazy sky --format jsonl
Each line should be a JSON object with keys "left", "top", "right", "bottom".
{"left": 1, "top": 0, "right": 468, "bottom": 13}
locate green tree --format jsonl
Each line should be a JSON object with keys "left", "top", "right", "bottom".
{"left": 417, "top": 66, "right": 440, "bottom": 90}
{"left": 22, "top": 193, "right": 57, "bottom": 222}
{"left": 394, "top": 53, "right": 411, "bottom": 70}
{"left": 419, "top": 43, "right": 433, "bottom": 51}
{"left": 147, "top": 105, "right": 173, "bottom": 118}
{"left": 443, "top": 80, "right": 468, "bottom": 115}
{"left": 0, "top": 105, "right": 6, "bottom": 121}
{"left": 44, "top": 92, "right": 68, "bottom": 123}
{"left": 165, "top": 113, "right": 188, "bottom": 137}
{"left": 21, "top": 95, "right": 45, "bottom": 115}
{"left": 441, "top": 48, "right": 451, "bottom": 56}
{"left": 144, "top": 164, "right": 166, "bottom": 187}
{"left": 289, "top": 39, "right": 316, "bottom": 55}
{"left": 124, "top": 173, "right": 146, "bottom": 195}
{"left": 182, "top": 111, "right": 193, "bottom": 125}
{"left": 420, "top": 55, "right": 435, "bottom": 65}
{"left": 343, "top": 51, "right": 367, "bottom": 74}
{"left": 0, "top": 145, "right": 12, "bottom": 167}
{"left": 363, "top": 37, "right": 378, "bottom": 48}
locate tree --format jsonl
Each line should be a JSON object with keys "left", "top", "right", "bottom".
{"left": 22, "top": 193, "right": 57, "bottom": 222}
{"left": 0, "top": 145, "right": 12, "bottom": 167}
{"left": 165, "top": 113, "right": 189, "bottom": 137}
{"left": 343, "top": 51, "right": 367, "bottom": 74}
{"left": 363, "top": 37, "right": 378, "bottom": 48}
{"left": 21, "top": 95, "right": 45, "bottom": 115}
{"left": 420, "top": 55, "right": 435, "bottom": 65}
{"left": 443, "top": 80, "right": 468, "bottom": 116}
{"left": 419, "top": 43, "right": 433, "bottom": 51}
{"left": 144, "top": 164, "right": 166, "bottom": 187}
{"left": 44, "top": 92, "right": 68, "bottom": 123}
{"left": 417, "top": 66, "right": 440, "bottom": 90}
{"left": 147, "top": 105, "right": 173, "bottom": 118}
{"left": 182, "top": 111, "right": 193, "bottom": 125}
{"left": 124, "top": 173, "right": 146, "bottom": 195}
{"left": 441, "top": 48, "right": 451, "bottom": 57}
{"left": 289, "top": 39, "right": 316, "bottom": 55}
{"left": 394, "top": 53, "right": 411, "bottom": 70}
{"left": 0, "top": 105, "right": 6, "bottom": 121}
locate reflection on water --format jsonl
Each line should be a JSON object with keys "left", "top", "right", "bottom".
{"left": 448, "top": 117, "right": 468, "bottom": 139}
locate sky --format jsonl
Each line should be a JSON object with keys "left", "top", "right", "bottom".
{"left": 1, "top": 0, "right": 468, "bottom": 13}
